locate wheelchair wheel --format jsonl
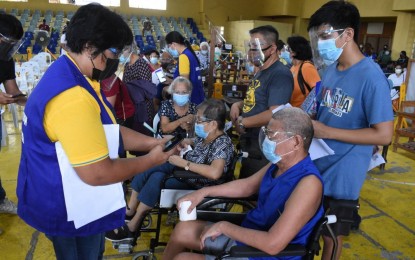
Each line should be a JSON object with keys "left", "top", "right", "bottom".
{"left": 131, "top": 251, "right": 156, "bottom": 260}
{"left": 141, "top": 214, "right": 152, "bottom": 229}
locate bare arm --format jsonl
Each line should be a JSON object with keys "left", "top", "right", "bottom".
{"left": 312, "top": 120, "right": 393, "bottom": 146}
{"left": 120, "top": 125, "right": 170, "bottom": 152}
{"left": 75, "top": 144, "right": 177, "bottom": 186}
{"left": 177, "top": 163, "right": 270, "bottom": 212}
{"left": 200, "top": 175, "right": 323, "bottom": 255}
{"left": 2, "top": 79, "right": 27, "bottom": 105}
{"left": 168, "top": 155, "right": 225, "bottom": 180}
{"left": 242, "top": 105, "right": 279, "bottom": 128}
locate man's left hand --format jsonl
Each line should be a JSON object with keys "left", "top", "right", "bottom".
{"left": 200, "top": 222, "right": 225, "bottom": 249}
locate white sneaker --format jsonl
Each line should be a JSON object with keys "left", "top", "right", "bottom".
{"left": 0, "top": 198, "right": 17, "bottom": 214}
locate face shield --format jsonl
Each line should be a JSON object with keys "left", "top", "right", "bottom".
{"left": 309, "top": 25, "right": 346, "bottom": 68}
{"left": 245, "top": 38, "right": 271, "bottom": 67}
{"left": 0, "top": 32, "right": 24, "bottom": 61}
{"left": 100, "top": 44, "right": 133, "bottom": 91}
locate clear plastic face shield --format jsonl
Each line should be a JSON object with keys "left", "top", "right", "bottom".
{"left": 245, "top": 38, "right": 268, "bottom": 67}
{"left": 308, "top": 25, "right": 345, "bottom": 69}
{"left": 258, "top": 126, "right": 295, "bottom": 153}
{"left": 100, "top": 44, "right": 134, "bottom": 91}
{"left": 0, "top": 32, "right": 24, "bottom": 61}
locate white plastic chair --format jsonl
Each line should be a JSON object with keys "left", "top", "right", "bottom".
{"left": 31, "top": 52, "right": 52, "bottom": 73}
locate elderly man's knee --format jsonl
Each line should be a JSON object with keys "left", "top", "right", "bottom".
{"left": 172, "top": 221, "right": 205, "bottom": 243}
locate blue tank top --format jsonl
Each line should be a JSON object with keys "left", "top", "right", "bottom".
{"left": 174, "top": 48, "right": 205, "bottom": 104}
{"left": 17, "top": 55, "right": 125, "bottom": 236}
{"left": 240, "top": 156, "right": 324, "bottom": 260}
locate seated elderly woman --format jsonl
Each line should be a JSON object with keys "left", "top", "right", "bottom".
{"left": 159, "top": 77, "right": 197, "bottom": 137}
{"left": 105, "top": 99, "right": 234, "bottom": 242}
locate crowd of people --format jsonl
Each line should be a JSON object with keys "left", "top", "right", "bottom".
{"left": 0, "top": 1, "right": 400, "bottom": 259}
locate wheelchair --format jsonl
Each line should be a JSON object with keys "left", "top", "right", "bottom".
{"left": 108, "top": 147, "right": 250, "bottom": 259}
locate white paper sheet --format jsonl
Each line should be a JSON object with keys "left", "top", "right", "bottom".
{"left": 368, "top": 152, "right": 386, "bottom": 171}
{"left": 309, "top": 138, "right": 335, "bottom": 161}
{"left": 56, "top": 124, "right": 125, "bottom": 229}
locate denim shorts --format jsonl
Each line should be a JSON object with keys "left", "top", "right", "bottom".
{"left": 203, "top": 234, "right": 249, "bottom": 260}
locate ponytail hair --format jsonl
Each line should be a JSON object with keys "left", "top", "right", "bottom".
{"left": 165, "top": 31, "right": 200, "bottom": 66}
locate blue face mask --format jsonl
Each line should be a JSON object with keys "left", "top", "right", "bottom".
{"left": 317, "top": 33, "right": 346, "bottom": 66}
{"left": 173, "top": 93, "right": 190, "bottom": 106}
{"left": 261, "top": 136, "right": 294, "bottom": 164}
{"left": 195, "top": 123, "right": 209, "bottom": 139}
{"left": 280, "top": 51, "right": 292, "bottom": 65}
{"left": 246, "top": 63, "right": 255, "bottom": 74}
{"left": 169, "top": 47, "right": 179, "bottom": 58}
{"left": 150, "top": 57, "right": 159, "bottom": 65}
{"left": 119, "top": 55, "right": 130, "bottom": 64}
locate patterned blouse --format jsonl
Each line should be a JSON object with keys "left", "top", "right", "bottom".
{"left": 123, "top": 58, "right": 152, "bottom": 83}
{"left": 184, "top": 134, "right": 234, "bottom": 187}
{"left": 160, "top": 99, "right": 197, "bottom": 136}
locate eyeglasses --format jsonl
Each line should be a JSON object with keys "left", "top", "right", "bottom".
{"left": 195, "top": 116, "right": 213, "bottom": 124}
{"left": 261, "top": 126, "right": 294, "bottom": 141}
{"left": 316, "top": 27, "right": 345, "bottom": 40}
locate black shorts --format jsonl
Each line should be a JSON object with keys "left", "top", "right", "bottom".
{"left": 322, "top": 196, "right": 359, "bottom": 237}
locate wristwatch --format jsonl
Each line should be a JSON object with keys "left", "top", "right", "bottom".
{"left": 185, "top": 161, "right": 191, "bottom": 171}
{"left": 238, "top": 116, "right": 245, "bottom": 130}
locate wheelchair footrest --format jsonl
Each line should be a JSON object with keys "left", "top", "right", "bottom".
{"left": 111, "top": 240, "right": 135, "bottom": 253}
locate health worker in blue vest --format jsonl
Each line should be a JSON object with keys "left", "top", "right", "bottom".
{"left": 17, "top": 4, "right": 177, "bottom": 259}
{"left": 165, "top": 31, "right": 205, "bottom": 105}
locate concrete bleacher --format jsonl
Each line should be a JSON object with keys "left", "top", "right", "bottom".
{"left": 3, "top": 8, "right": 206, "bottom": 60}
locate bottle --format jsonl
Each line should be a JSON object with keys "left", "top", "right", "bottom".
{"left": 213, "top": 78, "right": 223, "bottom": 99}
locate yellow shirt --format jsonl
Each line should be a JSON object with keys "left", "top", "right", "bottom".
{"left": 44, "top": 55, "right": 116, "bottom": 167}
{"left": 178, "top": 52, "right": 190, "bottom": 75}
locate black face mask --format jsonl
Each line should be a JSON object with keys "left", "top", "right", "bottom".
{"left": 92, "top": 56, "right": 119, "bottom": 81}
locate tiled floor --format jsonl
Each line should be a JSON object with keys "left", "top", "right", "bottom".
{"left": 1, "top": 108, "right": 414, "bottom": 259}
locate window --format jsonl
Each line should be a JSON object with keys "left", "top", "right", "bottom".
{"left": 49, "top": 0, "right": 120, "bottom": 6}
{"left": 129, "top": 0, "right": 166, "bottom": 10}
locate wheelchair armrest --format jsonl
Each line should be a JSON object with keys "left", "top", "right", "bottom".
{"left": 197, "top": 210, "right": 246, "bottom": 225}
{"left": 227, "top": 244, "right": 306, "bottom": 258}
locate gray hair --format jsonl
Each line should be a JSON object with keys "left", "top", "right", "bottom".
{"left": 168, "top": 76, "right": 193, "bottom": 94}
{"left": 272, "top": 107, "right": 314, "bottom": 151}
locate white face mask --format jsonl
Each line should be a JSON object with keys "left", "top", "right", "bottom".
{"left": 395, "top": 69, "right": 402, "bottom": 75}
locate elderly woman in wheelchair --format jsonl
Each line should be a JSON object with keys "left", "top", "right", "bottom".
{"left": 105, "top": 99, "right": 234, "bottom": 242}
{"left": 163, "top": 107, "right": 325, "bottom": 260}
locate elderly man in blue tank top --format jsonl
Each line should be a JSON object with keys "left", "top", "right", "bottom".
{"left": 163, "top": 107, "right": 324, "bottom": 260}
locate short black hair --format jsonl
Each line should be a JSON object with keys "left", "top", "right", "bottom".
{"left": 66, "top": 3, "right": 133, "bottom": 55}
{"left": 0, "top": 13, "right": 23, "bottom": 40}
{"left": 308, "top": 1, "right": 360, "bottom": 43}
{"left": 197, "top": 99, "right": 226, "bottom": 131}
{"left": 287, "top": 36, "right": 312, "bottom": 61}
{"left": 249, "top": 25, "right": 279, "bottom": 45}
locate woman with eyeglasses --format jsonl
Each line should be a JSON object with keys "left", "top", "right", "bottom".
{"left": 165, "top": 31, "right": 205, "bottom": 105}
{"left": 16, "top": 4, "right": 177, "bottom": 259}
{"left": 105, "top": 99, "right": 234, "bottom": 242}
